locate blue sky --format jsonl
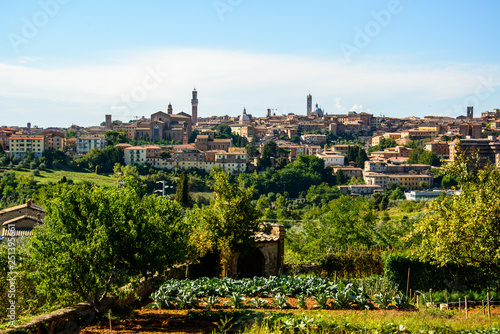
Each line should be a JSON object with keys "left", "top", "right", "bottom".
{"left": 1, "top": 0, "right": 500, "bottom": 127}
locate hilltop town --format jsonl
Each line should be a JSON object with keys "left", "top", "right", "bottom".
{"left": 2, "top": 89, "right": 499, "bottom": 201}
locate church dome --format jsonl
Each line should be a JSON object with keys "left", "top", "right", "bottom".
{"left": 240, "top": 108, "right": 250, "bottom": 123}
{"left": 311, "top": 104, "right": 324, "bottom": 117}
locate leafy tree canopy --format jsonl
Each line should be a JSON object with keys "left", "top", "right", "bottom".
{"left": 405, "top": 154, "right": 500, "bottom": 269}
{"left": 188, "top": 169, "right": 261, "bottom": 277}
{"left": 28, "top": 185, "right": 188, "bottom": 309}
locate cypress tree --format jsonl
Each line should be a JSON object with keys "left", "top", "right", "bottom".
{"left": 175, "top": 172, "right": 192, "bottom": 207}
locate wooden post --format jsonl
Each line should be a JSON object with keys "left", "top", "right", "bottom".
{"left": 482, "top": 300, "right": 485, "bottom": 315}
{"left": 465, "top": 296, "right": 468, "bottom": 319}
{"left": 423, "top": 294, "right": 427, "bottom": 310}
{"left": 446, "top": 291, "right": 449, "bottom": 306}
{"left": 406, "top": 268, "right": 411, "bottom": 296}
{"left": 109, "top": 309, "right": 112, "bottom": 334}
{"left": 430, "top": 289, "right": 433, "bottom": 305}
{"left": 416, "top": 294, "right": 419, "bottom": 309}
{"left": 488, "top": 292, "right": 491, "bottom": 323}
{"left": 459, "top": 298, "right": 461, "bottom": 313}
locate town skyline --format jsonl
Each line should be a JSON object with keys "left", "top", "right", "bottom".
{"left": 1, "top": 1, "right": 500, "bottom": 127}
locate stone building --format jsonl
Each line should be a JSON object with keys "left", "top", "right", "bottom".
{"left": 39, "top": 130, "right": 66, "bottom": 151}
{"left": 0, "top": 199, "right": 45, "bottom": 238}
{"left": 191, "top": 223, "right": 286, "bottom": 279}
{"left": 134, "top": 110, "right": 192, "bottom": 142}
{"left": 230, "top": 224, "right": 286, "bottom": 278}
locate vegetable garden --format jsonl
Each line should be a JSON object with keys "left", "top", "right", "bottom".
{"left": 150, "top": 276, "right": 413, "bottom": 311}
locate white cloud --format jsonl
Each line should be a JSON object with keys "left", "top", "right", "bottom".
{"left": 1, "top": 48, "right": 499, "bottom": 127}
{"left": 16, "top": 57, "right": 42, "bottom": 64}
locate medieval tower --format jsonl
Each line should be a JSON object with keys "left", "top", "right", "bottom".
{"left": 191, "top": 88, "right": 198, "bottom": 125}
{"left": 307, "top": 94, "right": 312, "bottom": 116}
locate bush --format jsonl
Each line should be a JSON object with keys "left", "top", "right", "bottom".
{"left": 32, "top": 169, "right": 40, "bottom": 176}
{"left": 383, "top": 252, "right": 499, "bottom": 293}
{"left": 320, "top": 250, "right": 384, "bottom": 279}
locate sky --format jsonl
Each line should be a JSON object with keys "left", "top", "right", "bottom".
{"left": 1, "top": 0, "right": 500, "bottom": 127}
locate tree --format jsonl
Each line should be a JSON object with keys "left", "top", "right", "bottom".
{"left": 246, "top": 142, "right": 259, "bottom": 159}
{"left": 189, "top": 169, "right": 261, "bottom": 277}
{"left": 28, "top": 185, "right": 188, "bottom": 310}
{"left": 441, "top": 175, "right": 458, "bottom": 189}
{"left": 188, "top": 129, "right": 199, "bottom": 143}
{"left": 336, "top": 169, "right": 347, "bottom": 185}
{"left": 105, "top": 130, "right": 127, "bottom": 146}
{"left": 368, "top": 138, "right": 397, "bottom": 154}
{"left": 405, "top": 160, "right": 500, "bottom": 269}
{"left": 259, "top": 141, "right": 278, "bottom": 168}
{"left": 175, "top": 172, "right": 192, "bottom": 207}
{"left": 287, "top": 196, "right": 378, "bottom": 263}
{"left": 213, "top": 124, "right": 232, "bottom": 139}
{"left": 419, "top": 181, "right": 429, "bottom": 189}
{"left": 407, "top": 147, "right": 441, "bottom": 166}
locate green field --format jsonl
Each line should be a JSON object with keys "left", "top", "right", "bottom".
{"left": 1, "top": 167, "right": 119, "bottom": 188}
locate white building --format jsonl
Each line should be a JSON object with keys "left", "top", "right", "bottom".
{"left": 316, "top": 151, "right": 345, "bottom": 166}
{"left": 405, "top": 190, "right": 456, "bottom": 201}
{"left": 124, "top": 146, "right": 147, "bottom": 166}
{"left": 76, "top": 135, "right": 105, "bottom": 154}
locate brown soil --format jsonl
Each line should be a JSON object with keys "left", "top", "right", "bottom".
{"left": 80, "top": 308, "right": 219, "bottom": 334}
{"left": 81, "top": 298, "right": 500, "bottom": 334}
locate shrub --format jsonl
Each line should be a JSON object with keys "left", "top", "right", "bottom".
{"left": 320, "top": 249, "right": 384, "bottom": 279}
{"left": 383, "top": 252, "right": 499, "bottom": 292}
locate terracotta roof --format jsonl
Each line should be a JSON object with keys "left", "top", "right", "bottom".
{"left": 254, "top": 231, "right": 280, "bottom": 243}
{"left": 0, "top": 201, "right": 44, "bottom": 215}
{"left": 114, "top": 143, "right": 132, "bottom": 148}
{"left": 10, "top": 136, "right": 43, "bottom": 140}
{"left": 124, "top": 146, "right": 145, "bottom": 150}
{"left": 3, "top": 215, "right": 43, "bottom": 226}
{"left": 173, "top": 144, "right": 197, "bottom": 150}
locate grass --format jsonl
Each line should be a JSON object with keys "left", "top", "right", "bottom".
{"left": 4, "top": 167, "right": 119, "bottom": 188}
{"left": 429, "top": 290, "right": 500, "bottom": 304}
{"left": 0, "top": 315, "right": 36, "bottom": 330}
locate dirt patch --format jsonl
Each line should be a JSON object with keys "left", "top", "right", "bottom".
{"left": 81, "top": 309, "right": 219, "bottom": 334}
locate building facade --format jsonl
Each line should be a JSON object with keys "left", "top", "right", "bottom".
{"left": 9, "top": 135, "right": 45, "bottom": 158}
{"left": 76, "top": 135, "right": 105, "bottom": 154}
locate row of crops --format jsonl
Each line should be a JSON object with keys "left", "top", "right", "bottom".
{"left": 150, "top": 276, "right": 413, "bottom": 310}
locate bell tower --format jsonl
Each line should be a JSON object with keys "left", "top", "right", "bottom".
{"left": 307, "top": 93, "right": 312, "bottom": 116}
{"left": 191, "top": 88, "right": 198, "bottom": 125}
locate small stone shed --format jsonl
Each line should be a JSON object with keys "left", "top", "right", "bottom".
{"left": 230, "top": 223, "right": 286, "bottom": 278}
{"left": 191, "top": 223, "right": 286, "bottom": 278}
